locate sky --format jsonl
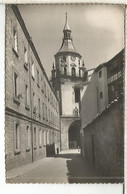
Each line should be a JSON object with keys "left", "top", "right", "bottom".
{"left": 18, "top": 4, "right": 124, "bottom": 78}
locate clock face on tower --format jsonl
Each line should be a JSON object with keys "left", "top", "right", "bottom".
{"left": 71, "top": 56, "right": 76, "bottom": 61}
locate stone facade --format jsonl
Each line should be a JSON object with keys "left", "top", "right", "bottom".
{"left": 51, "top": 15, "right": 92, "bottom": 150}
{"left": 5, "top": 5, "right": 60, "bottom": 170}
{"left": 60, "top": 116, "right": 81, "bottom": 150}
{"left": 82, "top": 98, "right": 124, "bottom": 177}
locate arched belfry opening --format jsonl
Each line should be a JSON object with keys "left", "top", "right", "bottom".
{"left": 68, "top": 120, "right": 81, "bottom": 149}
{"left": 71, "top": 67, "right": 76, "bottom": 77}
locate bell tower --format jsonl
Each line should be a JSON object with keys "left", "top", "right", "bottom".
{"left": 51, "top": 14, "right": 88, "bottom": 150}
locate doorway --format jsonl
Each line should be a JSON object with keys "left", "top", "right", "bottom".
{"left": 68, "top": 120, "right": 81, "bottom": 149}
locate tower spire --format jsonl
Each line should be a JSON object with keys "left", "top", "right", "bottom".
{"left": 63, "top": 12, "right": 71, "bottom": 32}
{"left": 54, "top": 14, "right": 81, "bottom": 58}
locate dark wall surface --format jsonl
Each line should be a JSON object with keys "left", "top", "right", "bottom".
{"left": 82, "top": 98, "right": 124, "bottom": 177}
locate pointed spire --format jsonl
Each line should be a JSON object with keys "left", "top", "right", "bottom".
{"left": 63, "top": 12, "right": 71, "bottom": 31}
{"left": 54, "top": 13, "right": 82, "bottom": 58}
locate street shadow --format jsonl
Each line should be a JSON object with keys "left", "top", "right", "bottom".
{"left": 55, "top": 152, "right": 124, "bottom": 184}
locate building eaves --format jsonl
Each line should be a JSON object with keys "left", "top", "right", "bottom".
{"left": 94, "top": 48, "right": 124, "bottom": 73}
{"left": 11, "top": 5, "right": 59, "bottom": 102}
{"left": 94, "top": 63, "right": 105, "bottom": 73}
{"left": 104, "top": 48, "right": 124, "bottom": 67}
{"left": 83, "top": 93, "right": 123, "bottom": 131}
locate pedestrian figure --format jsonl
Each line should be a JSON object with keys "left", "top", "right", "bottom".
{"left": 78, "top": 146, "right": 80, "bottom": 152}
{"left": 56, "top": 147, "right": 59, "bottom": 154}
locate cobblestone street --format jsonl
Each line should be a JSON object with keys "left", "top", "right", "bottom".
{"left": 6, "top": 149, "right": 122, "bottom": 184}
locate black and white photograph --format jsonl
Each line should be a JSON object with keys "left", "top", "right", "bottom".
{"left": 5, "top": 4, "right": 124, "bottom": 184}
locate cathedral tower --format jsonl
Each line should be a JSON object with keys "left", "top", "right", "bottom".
{"left": 51, "top": 14, "right": 88, "bottom": 150}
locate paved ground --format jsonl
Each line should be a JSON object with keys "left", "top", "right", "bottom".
{"left": 6, "top": 149, "right": 123, "bottom": 184}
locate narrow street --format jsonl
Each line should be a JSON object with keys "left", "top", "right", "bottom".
{"left": 6, "top": 149, "right": 121, "bottom": 184}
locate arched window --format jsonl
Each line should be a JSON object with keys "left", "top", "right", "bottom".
{"left": 71, "top": 67, "right": 76, "bottom": 77}
{"left": 64, "top": 67, "right": 67, "bottom": 75}
{"left": 84, "top": 71, "right": 88, "bottom": 81}
{"left": 67, "top": 32, "right": 71, "bottom": 39}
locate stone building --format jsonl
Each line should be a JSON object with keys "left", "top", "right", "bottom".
{"left": 80, "top": 49, "right": 124, "bottom": 177}
{"left": 81, "top": 49, "right": 124, "bottom": 129}
{"left": 5, "top": 5, "right": 60, "bottom": 170}
{"left": 51, "top": 14, "right": 93, "bottom": 150}
{"left": 106, "top": 49, "right": 124, "bottom": 103}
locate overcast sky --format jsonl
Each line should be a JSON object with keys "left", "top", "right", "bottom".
{"left": 18, "top": 4, "right": 124, "bottom": 78}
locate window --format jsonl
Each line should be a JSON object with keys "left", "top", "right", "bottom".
{"left": 71, "top": 67, "right": 76, "bottom": 77}
{"left": 43, "top": 130, "right": 46, "bottom": 146}
{"left": 84, "top": 71, "right": 88, "bottom": 81}
{"left": 114, "top": 73, "right": 118, "bottom": 81}
{"left": 38, "top": 98, "right": 41, "bottom": 117}
{"left": 13, "top": 28, "right": 18, "bottom": 52}
{"left": 33, "top": 92, "right": 36, "bottom": 113}
{"left": 13, "top": 71, "right": 21, "bottom": 104}
{"left": 49, "top": 131, "right": 51, "bottom": 144}
{"left": 42, "top": 102, "right": 45, "bottom": 119}
{"left": 37, "top": 70, "right": 39, "bottom": 87}
{"left": 14, "top": 72, "right": 18, "bottom": 97}
{"left": 47, "top": 131, "right": 49, "bottom": 145}
{"left": 26, "top": 126, "right": 31, "bottom": 151}
{"left": 64, "top": 67, "right": 67, "bottom": 75}
{"left": 50, "top": 112, "right": 52, "bottom": 124}
{"left": 41, "top": 76, "right": 44, "bottom": 93}
{"left": 39, "top": 129, "right": 42, "bottom": 147}
{"left": 111, "top": 85, "right": 115, "bottom": 92}
{"left": 24, "top": 47, "right": 28, "bottom": 63}
{"left": 14, "top": 123, "right": 20, "bottom": 153}
{"left": 45, "top": 84, "right": 47, "bottom": 97}
{"left": 52, "top": 114, "right": 54, "bottom": 126}
{"left": 47, "top": 89, "right": 49, "bottom": 101}
{"left": 107, "top": 77, "right": 111, "bottom": 84}
{"left": 99, "top": 70, "right": 102, "bottom": 78}
{"left": 25, "top": 84, "right": 29, "bottom": 107}
{"left": 63, "top": 56, "right": 66, "bottom": 62}
{"left": 34, "top": 127, "right": 37, "bottom": 148}
{"left": 33, "top": 92, "right": 35, "bottom": 106}
{"left": 43, "top": 104, "right": 46, "bottom": 120}
{"left": 46, "top": 106, "right": 48, "bottom": 121}
{"left": 67, "top": 32, "right": 71, "bottom": 39}
{"left": 48, "top": 109, "right": 50, "bottom": 122}
{"left": 118, "top": 71, "right": 122, "bottom": 78}
{"left": 52, "top": 132, "right": 54, "bottom": 144}
{"left": 78, "top": 59, "right": 80, "bottom": 65}
{"left": 32, "top": 62, "right": 35, "bottom": 79}
{"left": 100, "top": 91, "right": 103, "bottom": 99}
{"left": 75, "top": 88, "right": 80, "bottom": 102}
{"left": 50, "top": 95, "right": 52, "bottom": 105}
{"left": 44, "top": 82, "right": 46, "bottom": 97}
